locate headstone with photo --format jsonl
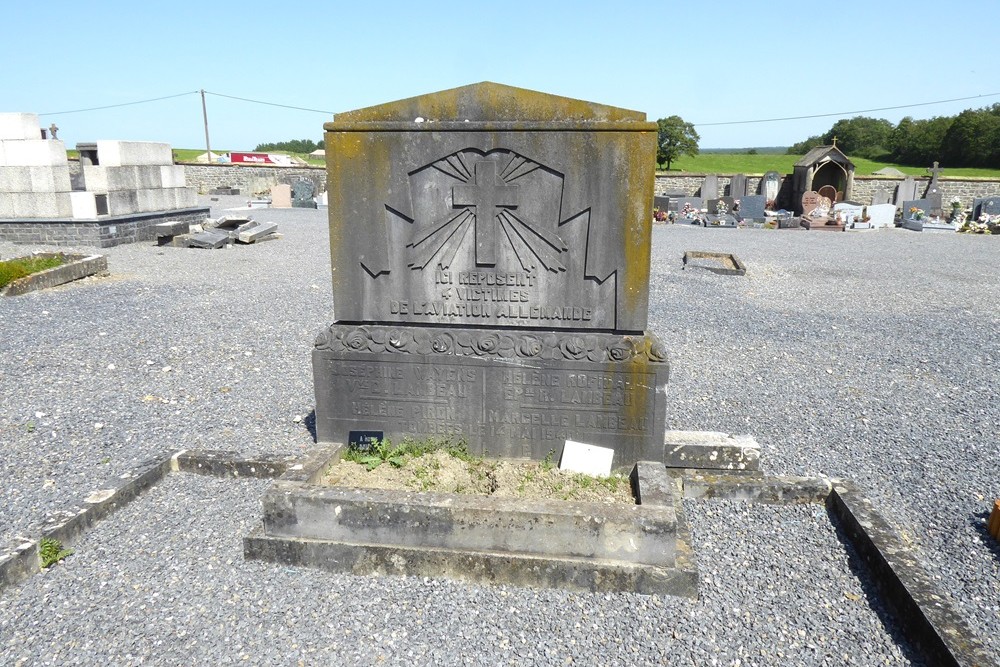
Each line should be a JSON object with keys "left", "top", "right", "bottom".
{"left": 313, "top": 82, "right": 670, "bottom": 466}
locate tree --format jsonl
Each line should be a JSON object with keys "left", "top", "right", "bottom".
{"left": 822, "top": 116, "right": 894, "bottom": 159}
{"left": 942, "top": 109, "right": 1000, "bottom": 167}
{"left": 890, "top": 116, "right": 953, "bottom": 166}
{"left": 254, "top": 139, "right": 322, "bottom": 153}
{"left": 656, "top": 116, "right": 699, "bottom": 170}
{"left": 786, "top": 134, "right": 824, "bottom": 155}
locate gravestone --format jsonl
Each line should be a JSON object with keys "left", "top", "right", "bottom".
{"left": 872, "top": 188, "right": 892, "bottom": 205}
{"left": 817, "top": 185, "right": 838, "bottom": 203}
{"left": 801, "top": 191, "right": 822, "bottom": 216}
{"left": 271, "top": 184, "right": 291, "bottom": 208}
{"left": 673, "top": 197, "right": 703, "bottom": 224}
{"left": 729, "top": 174, "right": 747, "bottom": 198}
{"left": 834, "top": 202, "right": 866, "bottom": 228}
{"left": 896, "top": 177, "right": 917, "bottom": 204}
{"left": 867, "top": 203, "right": 896, "bottom": 229}
{"left": 699, "top": 174, "right": 718, "bottom": 199}
{"left": 900, "top": 198, "right": 932, "bottom": 231}
{"left": 291, "top": 179, "right": 317, "bottom": 208}
{"left": 737, "top": 195, "right": 766, "bottom": 221}
{"left": 924, "top": 161, "right": 944, "bottom": 214}
{"left": 314, "top": 82, "right": 670, "bottom": 466}
{"left": 759, "top": 171, "right": 781, "bottom": 205}
{"left": 972, "top": 195, "right": 1000, "bottom": 220}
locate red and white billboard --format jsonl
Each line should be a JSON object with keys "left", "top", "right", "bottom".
{"left": 230, "top": 152, "right": 278, "bottom": 164}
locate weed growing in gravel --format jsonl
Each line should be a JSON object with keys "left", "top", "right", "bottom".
{"left": 38, "top": 538, "right": 73, "bottom": 569}
{"left": 343, "top": 436, "right": 475, "bottom": 471}
{"left": 0, "top": 255, "right": 65, "bottom": 289}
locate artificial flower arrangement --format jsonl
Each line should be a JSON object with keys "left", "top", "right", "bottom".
{"left": 908, "top": 206, "right": 925, "bottom": 220}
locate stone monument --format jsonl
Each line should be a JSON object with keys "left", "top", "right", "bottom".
{"left": 313, "top": 82, "right": 669, "bottom": 466}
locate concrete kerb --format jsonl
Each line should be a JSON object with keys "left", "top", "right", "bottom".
{"left": 675, "top": 469, "right": 997, "bottom": 667}
{"left": 0, "top": 252, "right": 108, "bottom": 297}
{"left": 0, "top": 448, "right": 294, "bottom": 595}
{"left": 0, "top": 447, "right": 993, "bottom": 666}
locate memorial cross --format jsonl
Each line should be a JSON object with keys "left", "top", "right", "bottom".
{"left": 453, "top": 160, "right": 519, "bottom": 265}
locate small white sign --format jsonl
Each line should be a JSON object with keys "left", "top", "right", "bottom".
{"left": 559, "top": 440, "right": 614, "bottom": 477}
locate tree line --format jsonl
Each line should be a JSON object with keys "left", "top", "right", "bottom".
{"left": 253, "top": 139, "right": 324, "bottom": 153}
{"left": 786, "top": 105, "right": 1000, "bottom": 168}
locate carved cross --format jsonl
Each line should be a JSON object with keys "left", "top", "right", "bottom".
{"left": 453, "top": 160, "right": 518, "bottom": 265}
{"left": 927, "top": 161, "right": 943, "bottom": 189}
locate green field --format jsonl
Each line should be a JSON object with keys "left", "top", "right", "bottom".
{"left": 663, "top": 153, "right": 1000, "bottom": 178}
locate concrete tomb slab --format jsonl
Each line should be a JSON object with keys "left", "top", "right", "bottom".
{"left": 188, "top": 230, "right": 230, "bottom": 249}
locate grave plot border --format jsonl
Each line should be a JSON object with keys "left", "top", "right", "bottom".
{"left": 0, "top": 252, "right": 108, "bottom": 296}
{"left": 682, "top": 251, "right": 747, "bottom": 276}
{"left": 243, "top": 447, "right": 699, "bottom": 597}
{"left": 0, "top": 445, "right": 993, "bottom": 667}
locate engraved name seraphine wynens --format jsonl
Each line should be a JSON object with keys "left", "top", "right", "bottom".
{"left": 407, "top": 150, "right": 569, "bottom": 273}
{"left": 315, "top": 325, "right": 668, "bottom": 363}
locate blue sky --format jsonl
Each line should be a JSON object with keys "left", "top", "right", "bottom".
{"left": 5, "top": 0, "right": 999, "bottom": 151}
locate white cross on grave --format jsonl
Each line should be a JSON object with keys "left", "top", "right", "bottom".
{"left": 453, "top": 160, "right": 519, "bottom": 266}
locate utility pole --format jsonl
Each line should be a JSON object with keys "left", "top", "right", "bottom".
{"left": 200, "top": 89, "right": 212, "bottom": 162}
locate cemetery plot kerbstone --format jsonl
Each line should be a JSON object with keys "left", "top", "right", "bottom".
{"left": 315, "top": 82, "right": 669, "bottom": 466}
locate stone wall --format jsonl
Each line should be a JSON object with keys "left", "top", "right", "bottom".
{"left": 0, "top": 207, "right": 209, "bottom": 248}
{"left": 654, "top": 173, "right": 1000, "bottom": 207}
{"left": 180, "top": 164, "right": 327, "bottom": 196}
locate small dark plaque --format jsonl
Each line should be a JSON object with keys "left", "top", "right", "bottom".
{"left": 348, "top": 430, "right": 384, "bottom": 451}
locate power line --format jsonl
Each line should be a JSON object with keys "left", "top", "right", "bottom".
{"left": 204, "top": 90, "right": 335, "bottom": 115}
{"left": 39, "top": 91, "right": 199, "bottom": 116}
{"left": 693, "top": 92, "right": 1000, "bottom": 127}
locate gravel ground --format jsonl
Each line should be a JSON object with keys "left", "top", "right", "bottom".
{"left": 1, "top": 200, "right": 997, "bottom": 664}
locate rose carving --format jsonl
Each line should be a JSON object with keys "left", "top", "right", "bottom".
{"left": 646, "top": 338, "right": 668, "bottom": 362}
{"left": 343, "top": 327, "right": 371, "bottom": 352}
{"left": 607, "top": 338, "right": 636, "bottom": 362}
{"left": 558, "top": 336, "right": 589, "bottom": 360}
{"left": 516, "top": 335, "right": 543, "bottom": 358}
{"left": 430, "top": 331, "right": 454, "bottom": 354}
{"left": 473, "top": 332, "right": 501, "bottom": 356}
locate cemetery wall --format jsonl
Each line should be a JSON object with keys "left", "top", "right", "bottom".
{"left": 180, "top": 164, "right": 326, "bottom": 195}
{"left": 66, "top": 161, "right": 327, "bottom": 197}
{"left": 654, "top": 173, "right": 1000, "bottom": 206}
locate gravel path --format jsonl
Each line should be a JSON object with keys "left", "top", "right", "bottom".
{"left": 1, "top": 203, "right": 997, "bottom": 664}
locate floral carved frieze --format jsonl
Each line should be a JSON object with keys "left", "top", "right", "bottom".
{"left": 315, "top": 325, "right": 668, "bottom": 364}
